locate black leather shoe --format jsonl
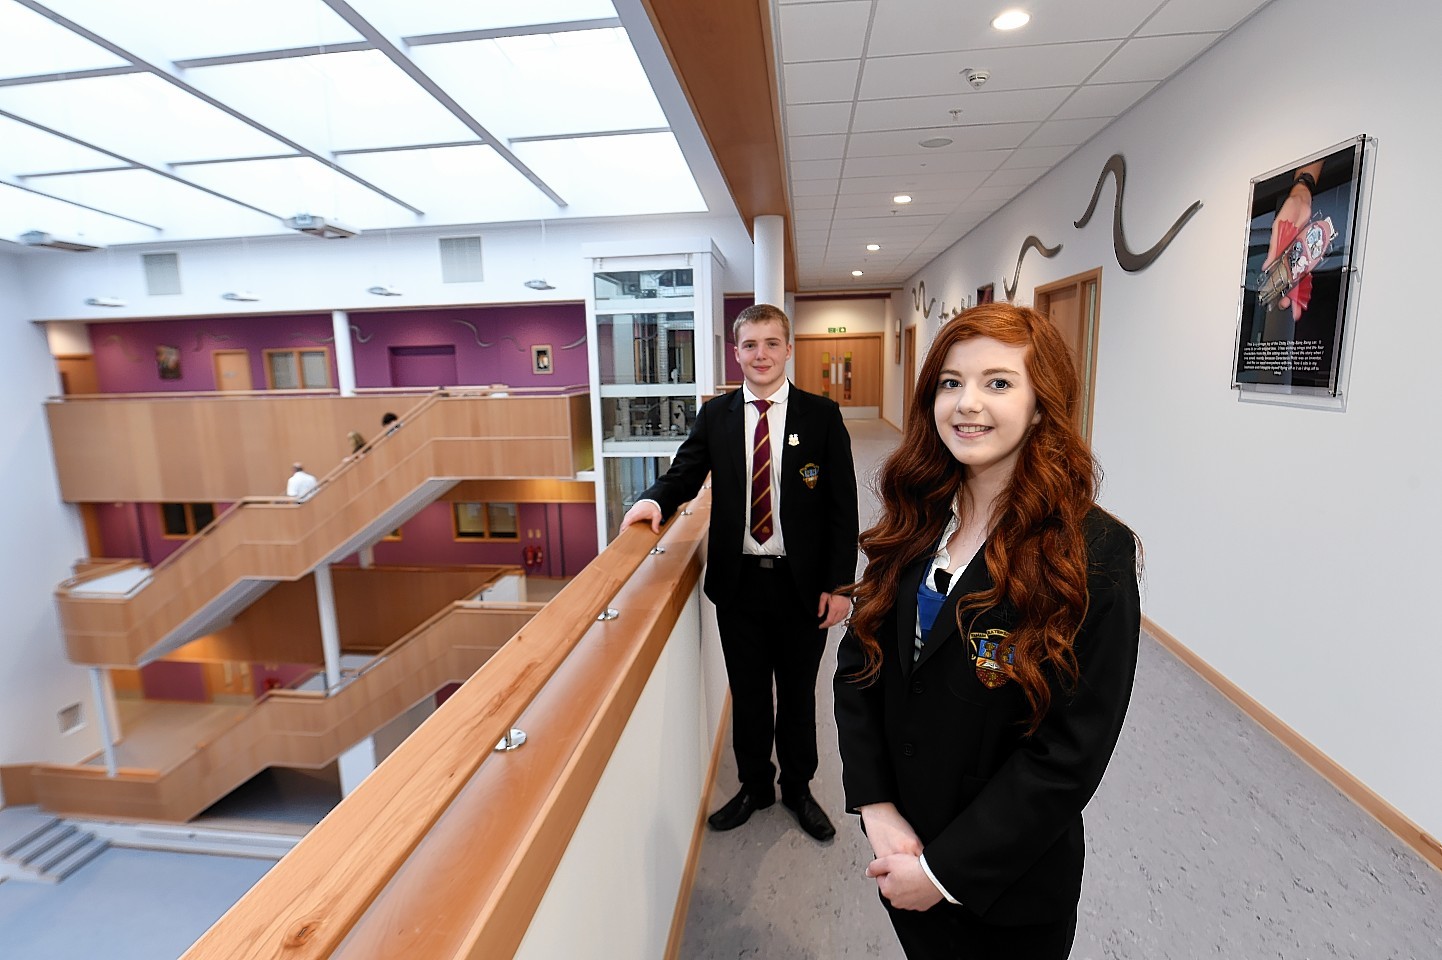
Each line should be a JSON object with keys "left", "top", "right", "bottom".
{"left": 707, "top": 788, "right": 774, "bottom": 831}
{"left": 783, "top": 793, "right": 836, "bottom": 842}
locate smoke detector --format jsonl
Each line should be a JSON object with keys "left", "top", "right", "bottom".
{"left": 963, "top": 68, "right": 990, "bottom": 89}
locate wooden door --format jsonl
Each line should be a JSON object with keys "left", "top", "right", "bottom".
{"left": 55, "top": 355, "right": 99, "bottom": 395}
{"left": 213, "top": 349, "right": 253, "bottom": 391}
{"left": 1035, "top": 269, "right": 1102, "bottom": 441}
{"left": 794, "top": 334, "right": 882, "bottom": 408}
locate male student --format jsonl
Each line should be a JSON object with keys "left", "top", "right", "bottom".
{"left": 621, "top": 304, "right": 858, "bottom": 841}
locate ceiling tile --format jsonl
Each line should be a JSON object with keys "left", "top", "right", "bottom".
{"left": 791, "top": 178, "right": 840, "bottom": 197}
{"left": 786, "top": 101, "right": 854, "bottom": 136}
{"left": 1023, "top": 116, "right": 1110, "bottom": 148}
{"left": 784, "top": 59, "right": 862, "bottom": 104}
{"left": 844, "top": 122, "right": 1039, "bottom": 157}
{"left": 778, "top": 1, "right": 873, "bottom": 62}
{"left": 1140, "top": 0, "right": 1270, "bottom": 35}
{"left": 791, "top": 158, "right": 844, "bottom": 180}
{"left": 860, "top": 40, "right": 1122, "bottom": 100}
{"left": 851, "top": 87, "right": 1069, "bottom": 133}
{"left": 1090, "top": 32, "right": 1221, "bottom": 84}
{"left": 788, "top": 134, "right": 849, "bottom": 161}
{"left": 842, "top": 149, "right": 1008, "bottom": 178}
{"left": 790, "top": 193, "right": 838, "bottom": 210}
{"left": 1001, "top": 145, "right": 1076, "bottom": 168}
{"left": 984, "top": 167, "right": 1048, "bottom": 188}
{"left": 1051, "top": 81, "right": 1156, "bottom": 120}
{"left": 866, "top": 0, "right": 1161, "bottom": 57}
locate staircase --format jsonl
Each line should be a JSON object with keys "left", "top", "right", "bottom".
{"left": 0, "top": 808, "right": 108, "bottom": 883}
{"left": 55, "top": 391, "right": 590, "bottom": 667}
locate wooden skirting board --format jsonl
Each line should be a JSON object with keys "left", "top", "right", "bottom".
{"left": 664, "top": 695, "right": 731, "bottom": 960}
{"left": 1144, "top": 616, "right": 1442, "bottom": 874}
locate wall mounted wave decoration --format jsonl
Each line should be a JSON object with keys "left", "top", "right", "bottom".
{"left": 1075, "top": 154, "right": 1202, "bottom": 272}
{"left": 560, "top": 336, "right": 586, "bottom": 350}
{"left": 1002, "top": 236, "right": 1062, "bottom": 301}
{"left": 294, "top": 324, "right": 373, "bottom": 345}
{"left": 911, "top": 281, "right": 937, "bottom": 318}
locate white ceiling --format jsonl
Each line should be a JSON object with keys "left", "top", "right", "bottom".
{"left": 774, "top": 0, "right": 1276, "bottom": 289}
{"left": 0, "top": 0, "right": 709, "bottom": 250}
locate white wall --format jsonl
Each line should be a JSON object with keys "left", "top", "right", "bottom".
{"left": 0, "top": 254, "right": 100, "bottom": 796}
{"left": 515, "top": 589, "right": 723, "bottom": 960}
{"left": 792, "top": 297, "right": 887, "bottom": 337}
{"left": 15, "top": 214, "right": 756, "bottom": 322}
{"left": 890, "top": 0, "right": 1442, "bottom": 837}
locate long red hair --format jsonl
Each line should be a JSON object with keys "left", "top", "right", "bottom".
{"left": 847, "top": 303, "right": 1099, "bottom": 733}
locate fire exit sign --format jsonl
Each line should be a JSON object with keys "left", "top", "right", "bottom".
{"left": 827, "top": 326, "right": 847, "bottom": 333}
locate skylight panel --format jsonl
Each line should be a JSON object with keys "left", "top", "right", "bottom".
{"left": 354, "top": 0, "right": 619, "bottom": 37}
{"left": 0, "top": 116, "right": 123, "bottom": 175}
{"left": 179, "top": 156, "right": 419, "bottom": 226}
{"left": 189, "top": 51, "right": 475, "bottom": 154}
{"left": 0, "top": 74, "right": 290, "bottom": 164}
{"left": 0, "top": 2, "right": 127, "bottom": 79}
{"left": 415, "top": 30, "right": 666, "bottom": 140}
{"left": 510, "top": 133, "right": 704, "bottom": 218}
{"left": 15, "top": 169, "right": 279, "bottom": 240}
{"left": 339, "top": 145, "right": 559, "bottom": 223}
{"left": 35, "top": 0, "right": 360, "bottom": 61}
{"left": 0, "top": 182, "right": 158, "bottom": 246}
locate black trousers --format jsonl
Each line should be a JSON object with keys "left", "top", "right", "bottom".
{"left": 714, "top": 556, "right": 826, "bottom": 800}
{"left": 884, "top": 898, "right": 1077, "bottom": 960}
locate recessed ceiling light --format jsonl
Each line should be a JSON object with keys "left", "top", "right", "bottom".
{"left": 851, "top": 270, "right": 864, "bottom": 277}
{"left": 992, "top": 9, "right": 1030, "bottom": 30}
{"left": 893, "top": 194, "right": 913, "bottom": 204}
{"left": 919, "top": 137, "right": 953, "bottom": 149}
{"left": 866, "top": 243, "right": 881, "bottom": 252}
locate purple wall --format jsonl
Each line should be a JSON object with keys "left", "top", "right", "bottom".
{"left": 89, "top": 305, "right": 587, "bottom": 393}
{"left": 351, "top": 306, "right": 586, "bottom": 389}
{"left": 91, "top": 315, "right": 335, "bottom": 393}
{"left": 723, "top": 296, "right": 750, "bottom": 383}
{"left": 370, "top": 500, "right": 597, "bottom": 577}
{"left": 95, "top": 502, "right": 233, "bottom": 564}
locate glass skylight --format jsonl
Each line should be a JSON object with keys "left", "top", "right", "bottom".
{"left": 416, "top": 29, "right": 666, "bottom": 140}
{"left": 0, "top": 73, "right": 290, "bottom": 163}
{"left": 0, "top": 2, "right": 126, "bottom": 79}
{"left": 35, "top": 0, "right": 361, "bottom": 61}
{"left": 353, "top": 0, "right": 620, "bottom": 38}
{"left": 0, "top": 0, "right": 708, "bottom": 248}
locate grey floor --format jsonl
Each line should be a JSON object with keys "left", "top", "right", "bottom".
{"left": 678, "top": 418, "right": 1442, "bottom": 960}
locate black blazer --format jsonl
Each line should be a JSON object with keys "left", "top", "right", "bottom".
{"left": 834, "top": 508, "right": 1140, "bottom": 925}
{"left": 640, "top": 384, "right": 858, "bottom": 608}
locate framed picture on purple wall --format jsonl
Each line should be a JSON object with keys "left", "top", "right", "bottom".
{"left": 156, "top": 344, "right": 181, "bottom": 380}
{"left": 531, "top": 344, "right": 553, "bottom": 375}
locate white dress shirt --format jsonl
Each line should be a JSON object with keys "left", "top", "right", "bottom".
{"left": 741, "top": 379, "right": 789, "bottom": 556}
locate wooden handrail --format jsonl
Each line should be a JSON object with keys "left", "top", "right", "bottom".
{"left": 48, "top": 385, "right": 589, "bottom": 402}
{"left": 179, "top": 502, "right": 704, "bottom": 959}
{"left": 55, "top": 392, "right": 591, "bottom": 665}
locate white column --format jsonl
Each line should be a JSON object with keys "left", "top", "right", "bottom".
{"left": 313, "top": 564, "right": 343, "bottom": 691}
{"left": 753, "top": 214, "right": 785, "bottom": 309}
{"left": 358, "top": 545, "right": 375, "bottom": 568}
{"left": 332, "top": 309, "right": 357, "bottom": 397}
{"left": 337, "top": 736, "right": 376, "bottom": 796}
{"left": 88, "top": 668, "right": 118, "bottom": 777}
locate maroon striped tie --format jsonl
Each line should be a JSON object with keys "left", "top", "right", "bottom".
{"left": 750, "top": 399, "right": 774, "bottom": 543}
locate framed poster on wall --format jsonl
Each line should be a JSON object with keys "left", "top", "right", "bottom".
{"left": 1231, "top": 136, "right": 1369, "bottom": 399}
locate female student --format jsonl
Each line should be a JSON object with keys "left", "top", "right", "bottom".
{"left": 834, "top": 303, "right": 1141, "bottom": 959}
